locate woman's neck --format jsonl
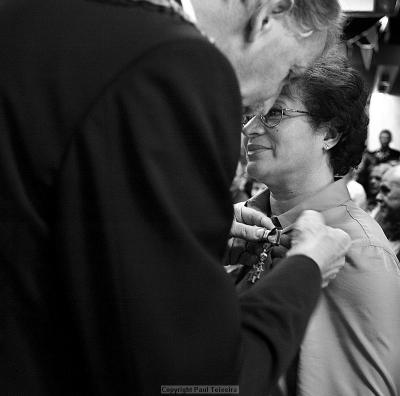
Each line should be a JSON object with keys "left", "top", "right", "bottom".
{"left": 268, "top": 167, "right": 334, "bottom": 216}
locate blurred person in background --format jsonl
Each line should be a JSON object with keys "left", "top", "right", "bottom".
{"left": 372, "top": 129, "right": 400, "bottom": 164}
{"left": 343, "top": 168, "right": 367, "bottom": 210}
{"left": 366, "top": 162, "right": 392, "bottom": 216}
{"left": 357, "top": 129, "right": 400, "bottom": 192}
{"left": 250, "top": 181, "right": 267, "bottom": 197}
{"left": 375, "top": 164, "right": 400, "bottom": 260}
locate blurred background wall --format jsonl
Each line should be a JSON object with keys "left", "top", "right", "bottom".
{"left": 340, "top": 0, "right": 400, "bottom": 150}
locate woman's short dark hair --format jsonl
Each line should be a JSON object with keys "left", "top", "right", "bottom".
{"left": 282, "top": 51, "right": 369, "bottom": 176}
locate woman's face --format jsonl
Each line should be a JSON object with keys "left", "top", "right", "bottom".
{"left": 243, "top": 95, "right": 325, "bottom": 185}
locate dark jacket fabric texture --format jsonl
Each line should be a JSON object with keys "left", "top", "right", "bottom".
{"left": 0, "top": 0, "right": 321, "bottom": 394}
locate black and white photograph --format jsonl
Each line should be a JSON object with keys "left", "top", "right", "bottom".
{"left": 0, "top": 0, "right": 399, "bottom": 395}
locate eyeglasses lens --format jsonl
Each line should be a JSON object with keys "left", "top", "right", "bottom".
{"left": 262, "top": 107, "right": 282, "bottom": 128}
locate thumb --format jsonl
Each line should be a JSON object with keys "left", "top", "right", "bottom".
{"left": 230, "top": 221, "right": 268, "bottom": 241}
{"left": 235, "top": 203, "right": 274, "bottom": 229}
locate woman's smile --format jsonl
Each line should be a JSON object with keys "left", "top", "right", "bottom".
{"left": 246, "top": 143, "right": 272, "bottom": 159}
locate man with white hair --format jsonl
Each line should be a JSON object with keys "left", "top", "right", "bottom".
{"left": 191, "top": 0, "right": 342, "bottom": 112}
{"left": 367, "top": 162, "right": 392, "bottom": 217}
{"left": 0, "top": 0, "right": 347, "bottom": 394}
{"left": 376, "top": 164, "right": 400, "bottom": 259}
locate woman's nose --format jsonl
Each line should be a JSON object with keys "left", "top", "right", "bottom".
{"left": 242, "top": 115, "right": 267, "bottom": 137}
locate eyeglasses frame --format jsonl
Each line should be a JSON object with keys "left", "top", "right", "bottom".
{"left": 259, "top": 107, "right": 311, "bottom": 128}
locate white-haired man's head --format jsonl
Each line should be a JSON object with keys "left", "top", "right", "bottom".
{"left": 377, "top": 165, "right": 400, "bottom": 213}
{"left": 192, "top": 0, "right": 343, "bottom": 109}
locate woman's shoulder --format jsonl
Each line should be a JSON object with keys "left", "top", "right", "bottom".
{"left": 326, "top": 201, "right": 394, "bottom": 252}
{"left": 336, "top": 203, "right": 400, "bottom": 272}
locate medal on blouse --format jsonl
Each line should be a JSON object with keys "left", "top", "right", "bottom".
{"left": 247, "top": 227, "right": 282, "bottom": 284}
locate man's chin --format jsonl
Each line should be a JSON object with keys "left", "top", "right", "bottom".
{"left": 378, "top": 206, "right": 389, "bottom": 217}
{"left": 376, "top": 206, "right": 392, "bottom": 222}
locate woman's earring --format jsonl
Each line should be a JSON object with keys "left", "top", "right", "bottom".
{"left": 323, "top": 143, "right": 330, "bottom": 151}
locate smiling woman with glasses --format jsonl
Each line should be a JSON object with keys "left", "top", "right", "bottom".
{"left": 233, "top": 52, "right": 400, "bottom": 395}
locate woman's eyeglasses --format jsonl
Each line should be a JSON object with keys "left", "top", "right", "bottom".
{"left": 243, "top": 106, "right": 311, "bottom": 128}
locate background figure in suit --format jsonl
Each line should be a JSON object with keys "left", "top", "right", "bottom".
{"left": 372, "top": 129, "right": 400, "bottom": 164}
{"left": 357, "top": 129, "right": 400, "bottom": 194}
{"left": 0, "top": 0, "right": 347, "bottom": 395}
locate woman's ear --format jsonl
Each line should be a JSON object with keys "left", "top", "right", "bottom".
{"left": 323, "top": 127, "right": 342, "bottom": 151}
{"left": 246, "top": 0, "right": 293, "bottom": 42}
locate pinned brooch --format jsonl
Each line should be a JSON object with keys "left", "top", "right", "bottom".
{"left": 247, "top": 227, "right": 282, "bottom": 284}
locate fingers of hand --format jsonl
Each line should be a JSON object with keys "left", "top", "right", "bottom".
{"left": 246, "top": 210, "right": 274, "bottom": 229}
{"left": 321, "top": 268, "right": 341, "bottom": 288}
{"left": 235, "top": 204, "right": 274, "bottom": 229}
{"left": 328, "top": 228, "right": 352, "bottom": 252}
{"left": 323, "top": 259, "right": 345, "bottom": 278}
{"left": 230, "top": 221, "right": 272, "bottom": 242}
{"left": 295, "top": 210, "right": 325, "bottom": 231}
{"left": 321, "top": 269, "right": 340, "bottom": 288}
{"left": 289, "top": 229, "right": 300, "bottom": 247}
{"left": 293, "top": 211, "right": 351, "bottom": 257}
{"left": 233, "top": 202, "right": 246, "bottom": 222}
{"left": 291, "top": 210, "right": 325, "bottom": 246}
{"left": 320, "top": 255, "right": 346, "bottom": 287}
{"left": 318, "top": 228, "right": 351, "bottom": 265}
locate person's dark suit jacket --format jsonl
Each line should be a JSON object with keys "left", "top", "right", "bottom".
{"left": 0, "top": 0, "right": 322, "bottom": 394}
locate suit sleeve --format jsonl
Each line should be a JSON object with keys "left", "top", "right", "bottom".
{"left": 238, "top": 255, "right": 321, "bottom": 395}
{"left": 55, "top": 37, "right": 321, "bottom": 395}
